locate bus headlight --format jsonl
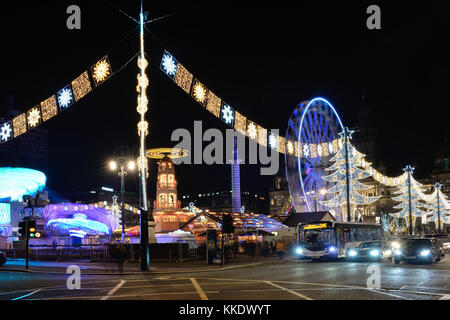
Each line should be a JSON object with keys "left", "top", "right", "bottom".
{"left": 328, "top": 246, "right": 336, "bottom": 252}
{"left": 295, "top": 247, "right": 304, "bottom": 255}
{"left": 420, "top": 249, "right": 430, "bottom": 257}
{"left": 349, "top": 250, "right": 357, "bottom": 257}
{"left": 370, "top": 249, "right": 380, "bottom": 256}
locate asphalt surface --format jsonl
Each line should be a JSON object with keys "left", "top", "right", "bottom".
{"left": 1, "top": 256, "right": 450, "bottom": 300}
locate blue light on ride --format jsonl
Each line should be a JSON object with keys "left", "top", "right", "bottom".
{"left": 0, "top": 167, "right": 46, "bottom": 202}
{"left": 370, "top": 249, "right": 380, "bottom": 256}
{"left": 328, "top": 246, "right": 336, "bottom": 252}
{"left": 420, "top": 249, "right": 430, "bottom": 257}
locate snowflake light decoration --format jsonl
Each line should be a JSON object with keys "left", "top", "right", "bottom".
{"left": 92, "top": 57, "right": 111, "bottom": 85}
{"left": 161, "top": 52, "right": 178, "bottom": 78}
{"left": 191, "top": 80, "right": 207, "bottom": 104}
{"left": 27, "top": 107, "right": 41, "bottom": 128}
{"left": 303, "top": 144, "right": 310, "bottom": 157}
{"left": 269, "top": 132, "right": 278, "bottom": 149}
{"left": 57, "top": 86, "right": 74, "bottom": 110}
{"left": 317, "top": 144, "right": 323, "bottom": 157}
{"left": 0, "top": 122, "right": 12, "bottom": 142}
{"left": 220, "top": 103, "right": 235, "bottom": 125}
{"left": 247, "top": 121, "right": 257, "bottom": 140}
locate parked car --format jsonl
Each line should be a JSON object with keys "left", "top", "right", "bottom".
{"left": 346, "top": 240, "right": 392, "bottom": 262}
{"left": 0, "top": 250, "right": 6, "bottom": 267}
{"left": 393, "top": 238, "right": 442, "bottom": 264}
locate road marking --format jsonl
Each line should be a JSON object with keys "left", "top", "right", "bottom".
{"left": 190, "top": 278, "right": 208, "bottom": 300}
{"left": 49, "top": 290, "right": 221, "bottom": 300}
{"left": 368, "top": 289, "right": 411, "bottom": 300}
{"left": 101, "top": 280, "right": 126, "bottom": 300}
{"left": 11, "top": 289, "right": 41, "bottom": 300}
{"left": 264, "top": 281, "right": 313, "bottom": 300}
{"left": 439, "top": 295, "right": 450, "bottom": 300}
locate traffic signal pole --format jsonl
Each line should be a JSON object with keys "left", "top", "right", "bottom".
{"left": 25, "top": 220, "right": 29, "bottom": 270}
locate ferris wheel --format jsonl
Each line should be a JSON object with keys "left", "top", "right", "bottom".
{"left": 285, "top": 97, "right": 344, "bottom": 212}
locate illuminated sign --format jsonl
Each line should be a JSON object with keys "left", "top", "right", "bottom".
{"left": 304, "top": 223, "right": 329, "bottom": 230}
{"left": 101, "top": 187, "right": 114, "bottom": 192}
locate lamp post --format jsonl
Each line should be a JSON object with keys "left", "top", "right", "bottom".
{"left": 109, "top": 158, "right": 135, "bottom": 243}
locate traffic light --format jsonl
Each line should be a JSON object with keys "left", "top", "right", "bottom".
{"left": 27, "top": 220, "right": 36, "bottom": 238}
{"left": 18, "top": 221, "right": 26, "bottom": 238}
{"left": 222, "top": 213, "right": 234, "bottom": 234}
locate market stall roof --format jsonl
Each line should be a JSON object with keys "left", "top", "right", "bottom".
{"left": 282, "top": 211, "right": 335, "bottom": 228}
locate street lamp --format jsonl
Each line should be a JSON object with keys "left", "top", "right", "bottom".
{"left": 109, "top": 157, "right": 135, "bottom": 243}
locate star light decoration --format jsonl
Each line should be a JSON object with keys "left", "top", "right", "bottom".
{"left": 247, "top": 121, "right": 257, "bottom": 140}
{"left": 220, "top": 102, "right": 235, "bottom": 126}
{"left": 160, "top": 51, "right": 178, "bottom": 79}
{"left": 27, "top": 107, "right": 41, "bottom": 128}
{"left": 191, "top": 80, "right": 208, "bottom": 105}
{"left": 57, "top": 86, "right": 74, "bottom": 110}
{"left": 0, "top": 121, "right": 12, "bottom": 143}
{"left": 91, "top": 56, "right": 112, "bottom": 86}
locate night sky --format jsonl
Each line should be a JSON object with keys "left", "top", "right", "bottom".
{"left": 1, "top": 1, "right": 449, "bottom": 200}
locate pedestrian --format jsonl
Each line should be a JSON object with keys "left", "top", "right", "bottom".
{"left": 276, "top": 240, "right": 286, "bottom": 260}
{"left": 270, "top": 240, "right": 277, "bottom": 256}
{"left": 263, "top": 240, "right": 269, "bottom": 257}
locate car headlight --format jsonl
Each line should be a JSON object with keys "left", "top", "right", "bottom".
{"left": 295, "top": 247, "right": 303, "bottom": 255}
{"left": 394, "top": 249, "right": 402, "bottom": 256}
{"left": 349, "top": 250, "right": 357, "bottom": 257}
{"left": 420, "top": 249, "right": 431, "bottom": 257}
{"left": 328, "top": 246, "right": 336, "bottom": 252}
{"left": 370, "top": 249, "right": 380, "bottom": 256}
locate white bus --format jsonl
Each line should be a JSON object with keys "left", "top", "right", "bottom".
{"left": 295, "top": 221, "right": 382, "bottom": 260}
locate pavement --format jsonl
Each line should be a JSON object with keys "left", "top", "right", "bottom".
{"left": 0, "top": 254, "right": 290, "bottom": 275}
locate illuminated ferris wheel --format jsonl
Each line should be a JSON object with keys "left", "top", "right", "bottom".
{"left": 285, "top": 97, "right": 344, "bottom": 212}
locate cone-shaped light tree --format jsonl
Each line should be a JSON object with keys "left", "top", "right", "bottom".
{"left": 392, "top": 165, "right": 430, "bottom": 235}
{"left": 424, "top": 182, "right": 450, "bottom": 233}
{"left": 320, "top": 128, "right": 380, "bottom": 221}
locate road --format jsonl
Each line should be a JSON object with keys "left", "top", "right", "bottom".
{"left": 1, "top": 257, "right": 450, "bottom": 300}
